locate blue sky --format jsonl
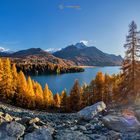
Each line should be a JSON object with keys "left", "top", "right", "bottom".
{"left": 0, "top": 0, "right": 140, "bottom": 56}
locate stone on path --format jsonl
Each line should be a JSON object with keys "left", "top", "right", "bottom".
{"left": 24, "top": 127, "right": 53, "bottom": 140}
{"left": 103, "top": 114, "right": 140, "bottom": 132}
{"left": 78, "top": 101, "right": 106, "bottom": 120}
{"left": 55, "top": 130, "right": 90, "bottom": 140}
{"left": 0, "top": 121, "right": 25, "bottom": 140}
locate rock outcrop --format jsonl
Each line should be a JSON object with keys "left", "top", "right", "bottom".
{"left": 0, "top": 121, "right": 25, "bottom": 140}
{"left": 103, "top": 115, "right": 140, "bottom": 132}
{"left": 78, "top": 101, "right": 106, "bottom": 120}
{"left": 24, "top": 127, "right": 53, "bottom": 140}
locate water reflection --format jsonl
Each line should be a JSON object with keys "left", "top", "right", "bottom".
{"left": 31, "top": 66, "right": 121, "bottom": 94}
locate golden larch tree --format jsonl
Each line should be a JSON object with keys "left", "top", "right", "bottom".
{"left": 17, "top": 71, "right": 28, "bottom": 106}
{"left": 54, "top": 93, "right": 61, "bottom": 108}
{"left": 94, "top": 72, "right": 105, "bottom": 102}
{"left": 11, "top": 63, "right": 18, "bottom": 93}
{"left": 27, "top": 76, "right": 35, "bottom": 108}
{"left": 33, "top": 81, "right": 44, "bottom": 108}
{"left": 69, "top": 80, "right": 82, "bottom": 112}
{"left": 43, "top": 84, "right": 54, "bottom": 107}
{"left": 1, "top": 58, "right": 13, "bottom": 101}
{"left": 60, "top": 89, "right": 67, "bottom": 112}
{"left": 0, "top": 59, "right": 3, "bottom": 93}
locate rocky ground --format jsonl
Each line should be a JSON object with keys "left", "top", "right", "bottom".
{"left": 0, "top": 101, "right": 140, "bottom": 140}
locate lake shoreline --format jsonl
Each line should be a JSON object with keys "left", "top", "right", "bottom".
{"left": 77, "top": 65, "right": 121, "bottom": 68}
{"left": 30, "top": 66, "right": 120, "bottom": 94}
{"left": 77, "top": 66, "right": 96, "bottom": 68}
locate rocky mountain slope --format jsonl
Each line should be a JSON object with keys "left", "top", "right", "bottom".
{"left": 53, "top": 43, "right": 123, "bottom": 66}
{"left": 0, "top": 101, "right": 140, "bottom": 140}
{"left": 0, "top": 48, "right": 76, "bottom": 67}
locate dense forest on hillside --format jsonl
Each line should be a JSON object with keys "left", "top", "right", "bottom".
{"left": 16, "top": 62, "right": 84, "bottom": 75}
{"left": 0, "top": 48, "right": 84, "bottom": 75}
{"left": 10, "top": 54, "right": 84, "bottom": 75}
{"left": 0, "top": 21, "right": 140, "bottom": 112}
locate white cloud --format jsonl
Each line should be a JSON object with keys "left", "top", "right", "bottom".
{"left": 45, "top": 48, "right": 62, "bottom": 53}
{"left": 80, "top": 40, "right": 89, "bottom": 46}
{"left": 0, "top": 46, "right": 9, "bottom": 52}
{"left": 80, "top": 40, "right": 97, "bottom": 46}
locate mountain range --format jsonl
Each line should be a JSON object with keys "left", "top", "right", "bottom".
{"left": 0, "top": 48, "right": 75, "bottom": 67}
{"left": 0, "top": 43, "right": 123, "bottom": 66}
{"left": 53, "top": 43, "right": 123, "bottom": 66}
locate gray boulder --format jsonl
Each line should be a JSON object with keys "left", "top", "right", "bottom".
{"left": 87, "top": 134, "right": 107, "bottom": 140}
{"left": 78, "top": 125, "right": 87, "bottom": 131}
{"left": 108, "top": 130, "right": 121, "bottom": 140}
{"left": 78, "top": 101, "right": 106, "bottom": 120}
{"left": 0, "top": 121, "right": 25, "bottom": 140}
{"left": 55, "top": 130, "right": 90, "bottom": 140}
{"left": 103, "top": 114, "right": 140, "bottom": 132}
{"left": 24, "top": 127, "right": 53, "bottom": 140}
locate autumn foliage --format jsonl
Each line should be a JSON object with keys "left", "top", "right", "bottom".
{"left": 0, "top": 58, "right": 121, "bottom": 112}
{"left": 0, "top": 56, "right": 129, "bottom": 113}
{"left": 0, "top": 21, "right": 140, "bottom": 112}
{"left": 0, "top": 58, "right": 55, "bottom": 110}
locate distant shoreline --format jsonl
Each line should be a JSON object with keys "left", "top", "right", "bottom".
{"left": 77, "top": 66, "right": 96, "bottom": 68}
{"left": 77, "top": 65, "right": 121, "bottom": 68}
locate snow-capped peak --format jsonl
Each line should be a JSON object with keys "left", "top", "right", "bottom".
{"left": 0, "top": 47, "right": 9, "bottom": 52}
{"left": 75, "top": 42, "right": 87, "bottom": 49}
{"left": 45, "top": 48, "right": 62, "bottom": 53}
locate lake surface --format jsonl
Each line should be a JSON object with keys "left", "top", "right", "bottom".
{"left": 31, "top": 66, "right": 121, "bottom": 94}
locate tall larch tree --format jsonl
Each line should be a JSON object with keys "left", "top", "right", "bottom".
{"left": 17, "top": 71, "right": 28, "bottom": 106}
{"left": 111, "top": 74, "right": 121, "bottom": 103}
{"left": 1, "top": 58, "right": 13, "bottom": 101}
{"left": 80, "top": 83, "right": 88, "bottom": 108}
{"left": 11, "top": 64, "right": 18, "bottom": 93}
{"left": 94, "top": 72, "right": 105, "bottom": 102}
{"left": 33, "top": 81, "right": 44, "bottom": 107}
{"left": 27, "top": 76, "right": 35, "bottom": 108}
{"left": 103, "top": 74, "right": 111, "bottom": 104}
{"left": 0, "top": 59, "right": 3, "bottom": 93}
{"left": 70, "top": 80, "right": 82, "bottom": 112}
{"left": 60, "top": 89, "right": 67, "bottom": 112}
{"left": 66, "top": 96, "right": 71, "bottom": 112}
{"left": 43, "top": 84, "right": 54, "bottom": 108}
{"left": 54, "top": 93, "right": 61, "bottom": 108}
{"left": 81, "top": 82, "right": 93, "bottom": 107}
{"left": 88, "top": 80, "right": 96, "bottom": 105}
{"left": 122, "top": 21, "right": 140, "bottom": 102}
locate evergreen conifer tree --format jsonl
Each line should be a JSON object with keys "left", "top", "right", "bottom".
{"left": 122, "top": 21, "right": 140, "bottom": 102}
